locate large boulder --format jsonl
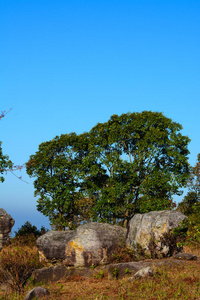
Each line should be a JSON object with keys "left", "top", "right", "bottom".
{"left": 126, "top": 210, "right": 186, "bottom": 257}
{"left": 37, "top": 222, "right": 127, "bottom": 267}
{"left": 0, "top": 209, "right": 15, "bottom": 251}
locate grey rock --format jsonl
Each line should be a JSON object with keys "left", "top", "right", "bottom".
{"left": 0, "top": 208, "right": 15, "bottom": 251}
{"left": 24, "top": 287, "right": 49, "bottom": 300}
{"left": 133, "top": 266, "right": 153, "bottom": 278}
{"left": 108, "top": 259, "right": 186, "bottom": 279}
{"left": 37, "top": 222, "right": 127, "bottom": 267}
{"left": 173, "top": 252, "right": 197, "bottom": 260}
{"left": 33, "top": 264, "right": 94, "bottom": 284}
{"left": 33, "top": 264, "right": 68, "bottom": 284}
{"left": 126, "top": 210, "right": 186, "bottom": 257}
{"left": 37, "top": 230, "right": 74, "bottom": 261}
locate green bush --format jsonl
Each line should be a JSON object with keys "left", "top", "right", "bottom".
{"left": 173, "top": 205, "right": 200, "bottom": 247}
{"left": 6, "top": 221, "right": 49, "bottom": 247}
{"left": 14, "top": 221, "right": 48, "bottom": 238}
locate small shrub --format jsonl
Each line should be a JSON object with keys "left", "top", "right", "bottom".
{"left": 112, "top": 268, "right": 119, "bottom": 279}
{"left": 125, "top": 268, "right": 131, "bottom": 275}
{"left": 90, "top": 265, "right": 97, "bottom": 270}
{"left": 0, "top": 244, "right": 45, "bottom": 293}
{"left": 95, "top": 270, "right": 104, "bottom": 279}
{"left": 110, "top": 244, "right": 146, "bottom": 263}
{"left": 6, "top": 222, "right": 49, "bottom": 248}
{"left": 110, "top": 245, "right": 136, "bottom": 263}
{"left": 6, "top": 233, "right": 38, "bottom": 248}
{"left": 173, "top": 211, "right": 200, "bottom": 249}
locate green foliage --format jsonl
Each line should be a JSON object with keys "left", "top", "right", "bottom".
{"left": 124, "top": 268, "right": 131, "bottom": 275}
{"left": 88, "top": 111, "right": 189, "bottom": 224}
{"left": 26, "top": 111, "right": 190, "bottom": 229}
{"left": 177, "top": 191, "right": 199, "bottom": 216}
{"left": 5, "top": 222, "right": 49, "bottom": 248}
{"left": 90, "top": 265, "right": 97, "bottom": 270}
{"left": 0, "top": 141, "right": 13, "bottom": 182}
{"left": 94, "top": 270, "right": 104, "bottom": 279}
{"left": 14, "top": 221, "right": 49, "bottom": 238}
{"left": 0, "top": 244, "right": 44, "bottom": 293}
{"left": 26, "top": 132, "right": 94, "bottom": 230}
{"left": 112, "top": 268, "right": 119, "bottom": 279}
{"left": 0, "top": 109, "right": 13, "bottom": 182}
{"left": 176, "top": 208, "right": 200, "bottom": 247}
{"left": 176, "top": 153, "right": 200, "bottom": 246}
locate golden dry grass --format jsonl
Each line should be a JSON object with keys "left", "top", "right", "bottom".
{"left": 1, "top": 260, "right": 200, "bottom": 300}
{"left": 183, "top": 245, "right": 200, "bottom": 257}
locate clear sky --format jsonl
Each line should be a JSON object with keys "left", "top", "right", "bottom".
{"left": 1, "top": 0, "right": 200, "bottom": 234}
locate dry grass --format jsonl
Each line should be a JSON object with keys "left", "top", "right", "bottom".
{"left": 1, "top": 260, "right": 200, "bottom": 300}
{"left": 0, "top": 241, "right": 200, "bottom": 300}
{"left": 46, "top": 262, "right": 200, "bottom": 300}
{"left": 183, "top": 245, "right": 200, "bottom": 257}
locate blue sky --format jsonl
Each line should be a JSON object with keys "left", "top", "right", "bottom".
{"left": 1, "top": 0, "right": 200, "bottom": 234}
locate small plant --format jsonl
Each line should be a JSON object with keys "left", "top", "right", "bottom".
{"left": 90, "top": 264, "right": 97, "bottom": 270}
{"left": 95, "top": 270, "right": 104, "bottom": 279}
{"left": 111, "top": 245, "right": 137, "bottom": 263}
{"left": 125, "top": 268, "right": 131, "bottom": 275}
{"left": 112, "top": 268, "right": 119, "bottom": 279}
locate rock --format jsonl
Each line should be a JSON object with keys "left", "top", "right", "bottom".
{"left": 24, "top": 287, "right": 49, "bottom": 300}
{"left": 33, "top": 264, "right": 94, "bottom": 284}
{"left": 0, "top": 208, "right": 15, "bottom": 251}
{"left": 37, "top": 230, "right": 74, "bottom": 261}
{"left": 108, "top": 259, "right": 186, "bottom": 279}
{"left": 37, "top": 222, "right": 127, "bottom": 267}
{"left": 33, "top": 258, "right": 194, "bottom": 284}
{"left": 133, "top": 266, "right": 153, "bottom": 278}
{"left": 126, "top": 210, "right": 186, "bottom": 257}
{"left": 173, "top": 253, "right": 197, "bottom": 261}
{"left": 33, "top": 264, "right": 68, "bottom": 284}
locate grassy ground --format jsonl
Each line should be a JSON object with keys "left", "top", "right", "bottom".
{"left": 1, "top": 258, "right": 200, "bottom": 299}
{"left": 0, "top": 241, "right": 200, "bottom": 300}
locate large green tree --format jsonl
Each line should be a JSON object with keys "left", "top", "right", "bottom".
{"left": 86, "top": 111, "right": 190, "bottom": 225}
{"left": 26, "top": 132, "right": 95, "bottom": 229}
{"left": 26, "top": 111, "right": 190, "bottom": 229}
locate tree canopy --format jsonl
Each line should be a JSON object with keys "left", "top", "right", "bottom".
{"left": 177, "top": 153, "right": 200, "bottom": 216}
{"left": 26, "top": 111, "right": 190, "bottom": 229}
{"left": 175, "top": 153, "right": 200, "bottom": 246}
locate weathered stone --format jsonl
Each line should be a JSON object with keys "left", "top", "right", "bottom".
{"left": 37, "top": 222, "right": 127, "bottom": 267}
{"left": 33, "top": 264, "right": 94, "bottom": 284}
{"left": 37, "top": 231, "right": 74, "bottom": 261}
{"left": 173, "top": 252, "right": 197, "bottom": 261}
{"left": 33, "top": 264, "right": 67, "bottom": 284}
{"left": 24, "top": 287, "right": 50, "bottom": 300}
{"left": 126, "top": 210, "right": 186, "bottom": 257}
{"left": 108, "top": 259, "right": 186, "bottom": 279}
{"left": 0, "top": 208, "right": 15, "bottom": 251}
{"left": 133, "top": 266, "right": 153, "bottom": 278}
